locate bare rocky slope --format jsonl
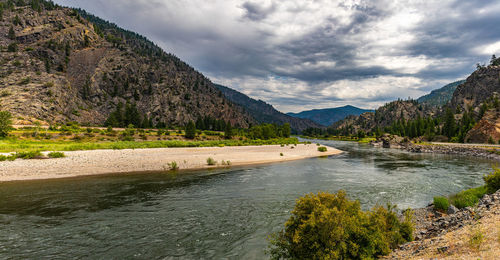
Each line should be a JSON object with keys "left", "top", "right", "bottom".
{"left": 0, "top": 1, "right": 255, "bottom": 127}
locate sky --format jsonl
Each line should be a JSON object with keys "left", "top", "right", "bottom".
{"left": 54, "top": 0, "right": 500, "bottom": 112}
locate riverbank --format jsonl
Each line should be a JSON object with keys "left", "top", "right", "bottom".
{"left": 372, "top": 135, "right": 500, "bottom": 160}
{"left": 0, "top": 144, "right": 342, "bottom": 182}
{"left": 385, "top": 189, "right": 500, "bottom": 259}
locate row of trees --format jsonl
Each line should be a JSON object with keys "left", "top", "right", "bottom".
{"left": 104, "top": 102, "right": 153, "bottom": 128}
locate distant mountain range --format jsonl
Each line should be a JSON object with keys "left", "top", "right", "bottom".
{"left": 287, "top": 105, "right": 373, "bottom": 126}
{"left": 417, "top": 80, "right": 465, "bottom": 107}
{"left": 214, "top": 84, "right": 323, "bottom": 132}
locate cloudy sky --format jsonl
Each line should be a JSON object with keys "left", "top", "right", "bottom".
{"left": 54, "top": 0, "right": 500, "bottom": 112}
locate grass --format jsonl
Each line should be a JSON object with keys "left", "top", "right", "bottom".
{"left": 433, "top": 196, "right": 450, "bottom": 211}
{"left": 15, "top": 150, "right": 42, "bottom": 159}
{"left": 0, "top": 137, "right": 300, "bottom": 153}
{"left": 317, "top": 146, "right": 327, "bottom": 152}
{"left": 449, "top": 186, "right": 488, "bottom": 209}
{"left": 166, "top": 161, "right": 179, "bottom": 171}
{"left": 48, "top": 152, "right": 65, "bottom": 158}
{"left": 469, "top": 224, "right": 485, "bottom": 251}
{"left": 206, "top": 157, "right": 216, "bottom": 165}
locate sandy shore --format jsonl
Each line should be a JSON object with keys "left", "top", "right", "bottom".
{"left": 0, "top": 144, "right": 342, "bottom": 182}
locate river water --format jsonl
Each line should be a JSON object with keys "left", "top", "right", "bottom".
{"left": 0, "top": 140, "right": 495, "bottom": 259}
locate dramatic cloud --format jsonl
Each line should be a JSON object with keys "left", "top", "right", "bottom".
{"left": 54, "top": 0, "right": 500, "bottom": 112}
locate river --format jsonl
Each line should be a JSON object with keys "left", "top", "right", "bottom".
{"left": 0, "top": 140, "right": 495, "bottom": 259}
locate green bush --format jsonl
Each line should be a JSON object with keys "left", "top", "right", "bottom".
{"left": 15, "top": 151, "right": 42, "bottom": 159}
{"left": 0, "top": 111, "right": 13, "bottom": 138}
{"left": 48, "top": 152, "right": 65, "bottom": 158}
{"left": 317, "top": 146, "right": 327, "bottom": 152}
{"left": 268, "top": 191, "right": 413, "bottom": 259}
{"left": 484, "top": 167, "right": 500, "bottom": 194}
{"left": 433, "top": 196, "right": 450, "bottom": 211}
{"left": 206, "top": 157, "right": 216, "bottom": 165}
{"left": 166, "top": 161, "right": 179, "bottom": 171}
{"left": 449, "top": 186, "right": 487, "bottom": 209}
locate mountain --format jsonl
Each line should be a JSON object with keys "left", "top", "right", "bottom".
{"left": 215, "top": 84, "right": 322, "bottom": 132}
{"left": 287, "top": 105, "right": 373, "bottom": 126}
{"left": 331, "top": 100, "right": 429, "bottom": 134}
{"left": 0, "top": 1, "right": 254, "bottom": 127}
{"left": 417, "top": 80, "right": 465, "bottom": 107}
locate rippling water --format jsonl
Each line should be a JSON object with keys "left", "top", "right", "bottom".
{"left": 0, "top": 140, "right": 495, "bottom": 259}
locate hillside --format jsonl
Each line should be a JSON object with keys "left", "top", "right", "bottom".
{"left": 215, "top": 84, "right": 322, "bottom": 132}
{"left": 0, "top": 1, "right": 254, "bottom": 127}
{"left": 417, "top": 80, "right": 465, "bottom": 107}
{"left": 331, "top": 100, "right": 429, "bottom": 135}
{"left": 287, "top": 105, "right": 373, "bottom": 126}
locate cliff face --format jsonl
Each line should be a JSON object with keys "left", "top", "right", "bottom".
{"left": 450, "top": 66, "right": 500, "bottom": 111}
{"left": 417, "top": 80, "right": 465, "bottom": 107}
{"left": 0, "top": 2, "right": 255, "bottom": 127}
{"left": 215, "top": 84, "right": 322, "bottom": 132}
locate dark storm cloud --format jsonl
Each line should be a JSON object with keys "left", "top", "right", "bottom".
{"left": 241, "top": 1, "right": 276, "bottom": 21}
{"left": 53, "top": 0, "right": 500, "bottom": 111}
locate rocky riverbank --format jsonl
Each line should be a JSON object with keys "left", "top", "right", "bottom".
{"left": 371, "top": 134, "right": 500, "bottom": 160}
{"left": 385, "top": 190, "right": 500, "bottom": 259}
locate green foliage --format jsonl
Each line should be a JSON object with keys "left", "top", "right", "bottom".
{"left": 15, "top": 150, "right": 42, "bottom": 159}
{"left": 224, "top": 122, "right": 233, "bottom": 139}
{"left": 105, "top": 102, "right": 143, "bottom": 128}
{"left": 484, "top": 167, "right": 500, "bottom": 194}
{"left": 48, "top": 152, "right": 65, "bottom": 158}
{"left": 0, "top": 111, "right": 13, "bottom": 137}
{"left": 449, "top": 186, "right": 488, "bottom": 209}
{"left": 443, "top": 108, "right": 456, "bottom": 139}
{"left": 8, "top": 25, "right": 15, "bottom": 40}
{"left": 433, "top": 196, "right": 450, "bottom": 211}
{"left": 7, "top": 42, "right": 17, "bottom": 52}
{"left": 317, "top": 146, "right": 327, "bottom": 152}
{"left": 206, "top": 157, "right": 216, "bottom": 165}
{"left": 184, "top": 121, "right": 196, "bottom": 139}
{"left": 268, "top": 191, "right": 414, "bottom": 259}
{"left": 166, "top": 161, "right": 179, "bottom": 171}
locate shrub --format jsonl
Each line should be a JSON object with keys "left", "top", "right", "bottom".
{"left": 468, "top": 225, "right": 484, "bottom": 251}
{"left": 433, "top": 196, "right": 450, "bottom": 211}
{"left": 15, "top": 151, "right": 42, "bottom": 159}
{"left": 268, "top": 191, "right": 414, "bottom": 259}
{"left": 0, "top": 111, "right": 13, "bottom": 137}
{"left": 48, "top": 152, "right": 65, "bottom": 158}
{"left": 206, "top": 157, "right": 216, "bottom": 165}
{"left": 449, "top": 186, "right": 487, "bottom": 209}
{"left": 318, "top": 146, "right": 327, "bottom": 152}
{"left": 484, "top": 167, "right": 500, "bottom": 193}
{"left": 185, "top": 121, "right": 196, "bottom": 139}
{"left": 166, "top": 161, "right": 179, "bottom": 171}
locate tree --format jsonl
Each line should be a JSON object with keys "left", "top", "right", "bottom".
{"left": 224, "top": 121, "right": 232, "bottom": 139}
{"left": 184, "top": 121, "right": 196, "bottom": 139}
{"left": 281, "top": 123, "right": 291, "bottom": 138}
{"left": 0, "top": 111, "right": 13, "bottom": 137}
{"left": 8, "top": 26, "right": 15, "bottom": 40}
{"left": 443, "top": 108, "right": 456, "bottom": 139}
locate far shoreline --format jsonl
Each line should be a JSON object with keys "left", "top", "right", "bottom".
{"left": 0, "top": 144, "right": 342, "bottom": 182}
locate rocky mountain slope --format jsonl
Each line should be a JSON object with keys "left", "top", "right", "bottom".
{"left": 417, "top": 80, "right": 465, "bottom": 107}
{"left": 0, "top": 1, "right": 255, "bottom": 127}
{"left": 331, "top": 100, "right": 429, "bottom": 135}
{"left": 215, "top": 84, "right": 322, "bottom": 132}
{"left": 286, "top": 105, "right": 372, "bottom": 126}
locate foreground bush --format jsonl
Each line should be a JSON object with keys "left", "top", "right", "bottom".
{"left": 48, "top": 152, "right": 65, "bottom": 158}
{"left": 433, "top": 196, "right": 450, "bottom": 211}
{"left": 449, "top": 186, "right": 487, "bottom": 209}
{"left": 268, "top": 191, "right": 414, "bottom": 259}
{"left": 317, "top": 146, "right": 327, "bottom": 152}
{"left": 484, "top": 167, "right": 500, "bottom": 194}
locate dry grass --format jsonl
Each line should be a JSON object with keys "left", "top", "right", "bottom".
{"left": 410, "top": 213, "right": 499, "bottom": 259}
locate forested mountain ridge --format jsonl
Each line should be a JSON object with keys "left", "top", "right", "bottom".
{"left": 327, "top": 56, "right": 500, "bottom": 143}
{"left": 417, "top": 80, "right": 465, "bottom": 107}
{"left": 287, "top": 105, "right": 373, "bottom": 126}
{"left": 0, "top": 0, "right": 255, "bottom": 127}
{"left": 215, "top": 84, "right": 322, "bottom": 132}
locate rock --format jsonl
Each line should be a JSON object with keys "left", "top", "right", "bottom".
{"left": 447, "top": 205, "right": 459, "bottom": 214}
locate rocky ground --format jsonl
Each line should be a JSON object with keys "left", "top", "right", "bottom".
{"left": 384, "top": 190, "right": 500, "bottom": 259}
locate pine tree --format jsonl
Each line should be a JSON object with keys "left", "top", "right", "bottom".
{"left": 8, "top": 26, "right": 15, "bottom": 40}
{"left": 224, "top": 121, "right": 233, "bottom": 139}
{"left": 184, "top": 121, "right": 196, "bottom": 139}
{"left": 443, "top": 108, "right": 456, "bottom": 139}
